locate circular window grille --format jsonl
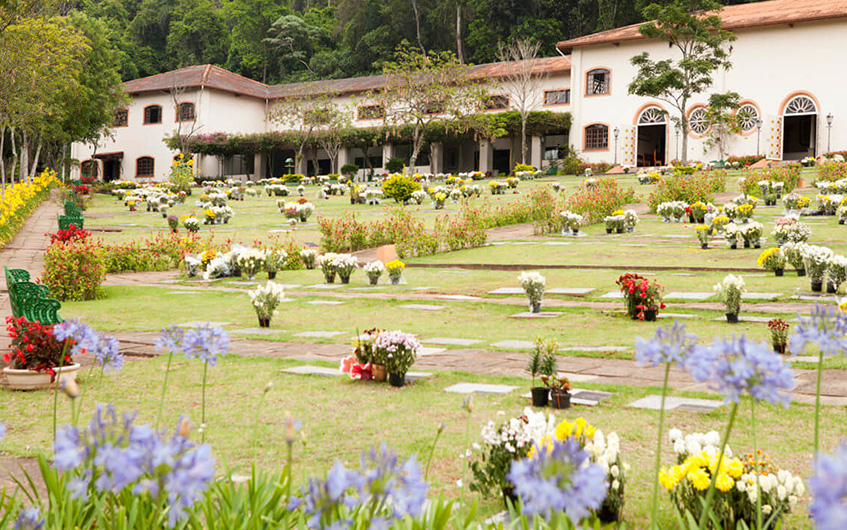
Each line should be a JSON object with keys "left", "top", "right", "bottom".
{"left": 784, "top": 96, "right": 817, "bottom": 115}
{"left": 737, "top": 104, "right": 760, "bottom": 132}
{"left": 689, "top": 107, "right": 709, "bottom": 135}
{"left": 638, "top": 107, "right": 666, "bottom": 124}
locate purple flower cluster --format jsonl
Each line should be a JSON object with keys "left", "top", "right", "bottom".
{"left": 155, "top": 324, "right": 229, "bottom": 367}
{"left": 506, "top": 438, "right": 608, "bottom": 523}
{"left": 686, "top": 335, "right": 794, "bottom": 406}
{"left": 374, "top": 331, "right": 420, "bottom": 356}
{"left": 789, "top": 304, "right": 847, "bottom": 357}
{"left": 0, "top": 420, "right": 6, "bottom": 441}
{"left": 53, "top": 404, "right": 215, "bottom": 528}
{"left": 290, "top": 443, "right": 427, "bottom": 529}
{"left": 810, "top": 442, "right": 847, "bottom": 530}
{"left": 635, "top": 321, "right": 698, "bottom": 367}
{"left": 53, "top": 319, "right": 124, "bottom": 372}
{"left": 13, "top": 508, "right": 43, "bottom": 530}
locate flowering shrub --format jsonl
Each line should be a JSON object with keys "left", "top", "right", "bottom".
{"left": 1, "top": 169, "right": 59, "bottom": 248}
{"left": 49, "top": 224, "right": 90, "bottom": 244}
{"left": 566, "top": 179, "right": 636, "bottom": 225}
{"left": 381, "top": 173, "right": 421, "bottom": 202}
{"left": 739, "top": 166, "right": 801, "bottom": 195}
{"left": 816, "top": 161, "right": 847, "bottom": 183}
{"left": 647, "top": 172, "right": 726, "bottom": 213}
{"left": 4, "top": 316, "right": 71, "bottom": 374}
{"left": 43, "top": 238, "right": 106, "bottom": 301}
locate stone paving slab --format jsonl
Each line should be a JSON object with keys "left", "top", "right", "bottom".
{"left": 280, "top": 365, "right": 340, "bottom": 377}
{"left": 350, "top": 286, "right": 385, "bottom": 291}
{"left": 177, "top": 321, "right": 231, "bottom": 328}
{"left": 510, "top": 311, "right": 562, "bottom": 319}
{"left": 488, "top": 287, "right": 524, "bottom": 295}
{"left": 511, "top": 241, "right": 538, "bottom": 245}
{"left": 276, "top": 284, "right": 302, "bottom": 289}
{"left": 306, "top": 284, "right": 343, "bottom": 290}
{"left": 168, "top": 291, "right": 200, "bottom": 295}
{"left": 599, "top": 291, "right": 623, "bottom": 299}
{"left": 542, "top": 242, "right": 572, "bottom": 246}
{"left": 444, "top": 383, "right": 517, "bottom": 395}
{"left": 627, "top": 395, "right": 724, "bottom": 412}
{"left": 547, "top": 288, "right": 595, "bottom": 296}
{"left": 405, "top": 371, "right": 434, "bottom": 381}
{"left": 306, "top": 300, "right": 345, "bottom": 306}
{"left": 791, "top": 294, "right": 838, "bottom": 302}
{"left": 423, "top": 338, "right": 482, "bottom": 346}
{"left": 560, "top": 345, "right": 629, "bottom": 353}
{"left": 743, "top": 292, "right": 782, "bottom": 300}
{"left": 490, "top": 340, "right": 535, "bottom": 350}
{"left": 709, "top": 316, "right": 775, "bottom": 323}
{"left": 664, "top": 292, "right": 713, "bottom": 301}
{"left": 232, "top": 328, "right": 287, "bottom": 335}
{"left": 400, "top": 304, "right": 445, "bottom": 311}
{"left": 437, "top": 294, "right": 482, "bottom": 301}
{"left": 294, "top": 331, "right": 344, "bottom": 338}
{"left": 417, "top": 347, "right": 447, "bottom": 357}
{"left": 789, "top": 356, "right": 820, "bottom": 363}
{"left": 556, "top": 372, "right": 600, "bottom": 383}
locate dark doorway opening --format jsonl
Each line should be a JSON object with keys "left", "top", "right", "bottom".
{"left": 783, "top": 114, "right": 816, "bottom": 160}
{"left": 637, "top": 125, "right": 666, "bottom": 167}
{"left": 493, "top": 149, "right": 510, "bottom": 175}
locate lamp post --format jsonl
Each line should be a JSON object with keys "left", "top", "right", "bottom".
{"left": 827, "top": 113, "right": 834, "bottom": 153}
{"left": 755, "top": 118, "right": 763, "bottom": 157}
{"left": 285, "top": 157, "right": 294, "bottom": 175}
{"left": 613, "top": 127, "right": 620, "bottom": 165}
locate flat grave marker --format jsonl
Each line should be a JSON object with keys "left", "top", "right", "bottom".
{"left": 547, "top": 287, "right": 595, "bottom": 296}
{"left": 306, "top": 284, "right": 343, "bottom": 290}
{"left": 510, "top": 311, "right": 563, "bottom": 319}
{"left": 281, "top": 365, "right": 340, "bottom": 377}
{"left": 400, "top": 304, "right": 445, "bottom": 311}
{"left": 232, "top": 328, "right": 286, "bottom": 336}
{"left": 599, "top": 291, "right": 624, "bottom": 299}
{"left": 422, "top": 337, "right": 482, "bottom": 347}
{"left": 627, "top": 395, "right": 723, "bottom": 412}
{"left": 306, "top": 300, "right": 345, "bottom": 306}
{"left": 444, "top": 383, "right": 517, "bottom": 395}
{"left": 490, "top": 340, "right": 535, "bottom": 350}
{"left": 177, "top": 321, "right": 231, "bottom": 328}
{"left": 742, "top": 292, "right": 781, "bottom": 300}
{"left": 488, "top": 287, "right": 524, "bottom": 295}
{"left": 664, "top": 292, "right": 713, "bottom": 301}
{"left": 294, "top": 331, "right": 344, "bottom": 338}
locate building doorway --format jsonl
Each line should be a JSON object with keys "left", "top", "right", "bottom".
{"left": 782, "top": 96, "right": 818, "bottom": 160}
{"left": 94, "top": 152, "right": 123, "bottom": 182}
{"left": 493, "top": 149, "right": 510, "bottom": 175}
{"left": 636, "top": 107, "right": 667, "bottom": 167}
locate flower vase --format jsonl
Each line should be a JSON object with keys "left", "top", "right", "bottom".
{"left": 606, "top": 228, "right": 613, "bottom": 234}
{"left": 773, "top": 342, "right": 787, "bottom": 355}
{"left": 268, "top": 271, "right": 277, "bottom": 280}
{"left": 372, "top": 364, "right": 387, "bottom": 382}
{"left": 775, "top": 269, "right": 784, "bottom": 277}
{"left": 572, "top": 229, "right": 579, "bottom": 236}
{"left": 730, "top": 243, "right": 738, "bottom": 250}
{"left": 797, "top": 268, "right": 806, "bottom": 277}
{"left": 596, "top": 503, "right": 620, "bottom": 524}
{"left": 743, "top": 240, "right": 751, "bottom": 248}
{"left": 299, "top": 214, "right": 307, "bottom": 222}
{"left": 701, "top": 243, "right": 708, "bottom": 250}
{"left": 388, "top": 373, "right": 405, "bottom": 388}
{"left": 811, "top": 280, "right": 823, "bottom": 293}
{"left": 340, "top": 276, "right": 350, "bottom": 284}
{"left": 643, "top": 309, "right": 657, "bottom": 322}
{"left": 550, "top": 390, "right": 571, "bottom": 409}
{"left": 726, "top": 313, "right": 739, "bottom": 324}
{"left": 530, "top": 387, "right": 549, "bottom": 407}
{"left": 390, "top": 275, "right": 402, "bottom": 285}
{"left": 325, "top": 274, "right": 336, "bottom": 284}
{"left": 827, "top": 282, "right": 838, "bottom": 294}
{"left": 368, "top": 276, "right": 379, "bottom": 286}
{"left": 529, "top": 301, "right": 542, "bottom": 313}
{"left": 258, "top": 317, "right": 271, "bottom": 328}
{"left": 616, "top": 228, "right": 624, "bottom": 234}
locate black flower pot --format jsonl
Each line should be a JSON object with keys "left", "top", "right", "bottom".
{"left": 368, "top": 276, "right": 379, "bottom": 286}
{"left": 775, "top": 269, "right": 784, "bottom": 277}
{"left": 502, "top": 486, "right": 519, "bottom": 509}
{"left": 606, "top": 228, "right": 613, "bottom": 234}
{"left": 616, "top": 228, "right": 624, "bottom": 234}
{"left": 730, "top": 243, "right": 738, "bottom": 249}
{"left": 743, "top": 240, "right": 751, "bottom": 248}
{"left": 596, "top": 503, "right": 620, "bottom": 524}
{"left": 268, "top": 271, "right": 277, "bottom": 280}
{"left": 340, "top": 276, "right": 350, "bottom": 284}
{"left": 258, "top": 317, "right": 270, "bottom": 328}
{"left": 827, "top": 283, "right": 838, "bottom": 294}
{"left": 550, "top": 390, "right": 571, "bottom": 409}
{"left": 811, "top": 281, "right": 823, "bottom": 293}
{"left": 572, "top": 229, "right": 579, "bottom": 236}
{"left": 530, "top": 301, "right": 542, "bottom": 313}
{"left": 773, "top": 342, "right": 787, "bottom": 355}
{"left": 388, "top": 373, "right": 405, "bottom": 387}
{"left": 326, "top": 274, "right": 335, "bottom": 284}
{"left": 726, "top": 313, "right": 739, "bottom": 324}
{"left": 531, "top": 387, "right": 549, "bottom": 407}
{"left": 688, "top": 214, "right": 695, "bottom": 224}
{"left": 643, "top": 310, "right": 657, "bottom": 322}
{"left": 797, "top": 268, "right": 807, "bottom": 277}
{"left": 701, "top": 243, "right": 708, "bottom": 250}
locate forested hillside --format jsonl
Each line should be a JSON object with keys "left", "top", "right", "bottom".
{"left": 77, "top": 0, "right": 761, "bottom": 84}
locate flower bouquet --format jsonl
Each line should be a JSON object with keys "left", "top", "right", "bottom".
{"left": 714, "top": 274, "right": 746, "bottom": 323}
{"left": 827, "top": 255, "right": 847, "bottom": 293}
{"left": 364, "top": 261, "right": 385, "bottom": 286}
{"left": 783, "top": 192, "right": 810, "bottom": 211}
{"left": 518, "top": 271, "right": 546, "bottom": 313}
{"left": 710, "top": 215, "right": 730, "bottom": 234}
{"left": 604, "top": 212, "right": 625, "bottom": 234}
{"left": 264, "top": 249, "right": 287, "bottom": 279}
{"left": 541, "top": 375, "right": 571, "bottom": 409}
{"left": 375, "top": 330, "right": 420, "bottom": 387}
{"left": 736, "top": 203, "right": 755, "bottom": 223}
{"left": 723, "top": 223, "right": 741, "bottom": 249}
{"left": 687, "top": 201, "right": 708, "bottom": 223}
{"left": 782, "top": 242, "right": 808, "bottom": 276}
{"left": 182, "top": 216, "right": 200, "bottom": 233}
{"left": 300, "top": 248, "right": 317, "bottom": 269}
{"left": 317, "top": 253, "right": 338, "bottom": 283}
{"left": 757, "top": 248, "right": 786, "bottom": 276}
{"left": 768, "top": 318, "right": 789, "bottom": 354}
{"left": 695, "top": 225, "right": 711, "bottom": 249}
{"left": 801, "top": 244, "right": 835, "bottom": 291}
{"left": 332, "top": 254, "right": 358, "bottom": 284}
{"left": 616, "top": 273, "right": 665, "bottom": 321}
{"left": 740, "top": 222, "right": 763, "bottom": 248}
{"left": 236, "top": 249, "right": 266, "bottom": 280}
{"left": 560, "top": 210, "right": 583, "bottom": 235}
{"left": 167, "top": 215, "right": 179, "bottom": 233}
{"left": 624, "top": 210, "right": 639, "bottom": 232}
{"left": 386, "top": 260, "right": 405, "bottom": 285}
{"left": 527, "top": 338, "right": 558, "bottom": 407}
{"left": 247, "top": 281, "right": 285, "bottom": 327}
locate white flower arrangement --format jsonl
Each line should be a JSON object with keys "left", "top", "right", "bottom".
{"left": 203, "top": 256, "right": 231, "bottom": 280}
{"left": 714, "top": 274, "right": 746, "bottom": 314}
{"left": 740, "top": 221, "right": 763, "bottom": 246}
{"left": 670, "top": 429, "right": 732, "bottom": 459}
{"left": 317, "top": 252, "right": 338, "bottom": 282}
{"left": 657, "top": 201, "right": 687, "bottom": 222}
{"left": 624, "top": 210, "right": 639, "bottom": 230}
{"left": 183, "top": 216, "right": 200, "bottom": 232}
{"left": 363, "top": 188, "right": 384, "bottom": 205}
{"left": 264, "top": 249, "right": 288, "bottom": 272}
{"left": 518, "top": 271, "right": 546, "bottom": 308}
{"left": 479, "top": 407, "right": 556, "bottom": 454}
{"left": 723, "top": 222, "right": 740, "bottom": 247}
{"left": 364, "top": 260, "right": 386, "bottom": 280}
{"left": 409, "top": 190, "right": 428, "bottom": 205}
{"left": 801, "top": 244, "right": 835, "bottom": 281}
{"left": 559, "top": 210, "right": 583, "bottom": 232}
{"left": 236, "top": 249, "right": 267, "bottom": 279}
{"left": 297, "top": 184, "right": 305, "bottom": 196}
{"left": 827, "top": 255, "right": 847, "bottom": 291}
{"left": 332, "top": 254, "right": 358, "bottom": 282}
{"left": 300, "top": 248, "right": 317, "bottom": 269}
{"left": 248, "top": 281, "right": 285, "bottom": 319}
{"left": 184, "top": 256, "right": 201, "bottom": 278}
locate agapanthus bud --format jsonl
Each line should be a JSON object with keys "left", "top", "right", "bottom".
{"left": 60, "top": 378, "right": 79, "bottom": 399}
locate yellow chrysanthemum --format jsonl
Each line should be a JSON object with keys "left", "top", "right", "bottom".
{"left": 555, "top": 420, "right": 573, "bottom": 440}
{"left": 715, "top": 472, "right": 734, "bottom": 492}
{"left": 659, "top": 468, "right": 678, "bottom": 491}
{"left": 688, "top": 467, "right": 711, "bottom": 491}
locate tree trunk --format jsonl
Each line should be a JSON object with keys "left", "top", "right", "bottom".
{"left": 680, "top": 101, "right": 689, "bottom": 164}
{"left": 455, "top": 2, "right": 464, "bottom": 64}
{"left": 0, "top": 123, "right": 6, "bottom": 194}
{"left": 521, "top": 115, "right": 528, "bottom": 165}
{"left": 411, "top": 0, "right": 426, "bottom": 55}
{"left": 19, "top": 129, "right": 28, "bottom": 182}
{"left": 9, "top": 127, "right": 17, "bottom": 185}
{"left": 29, "top": 136, "right": 42, "bottom": 180}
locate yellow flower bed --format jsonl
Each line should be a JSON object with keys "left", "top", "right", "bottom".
{"left": 0, "top": 169, "right": 59, "bottom": 248}
{"left": 659, "top": 452, "right": 743, "bottom": 493}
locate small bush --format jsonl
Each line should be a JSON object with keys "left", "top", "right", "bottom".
{"left": 382, "top": 174, "right": 421, "bottom": 203}
{"left": 727, "top": 155, "right": 765, "bottom": 167}
{"left": 512, "top": 163, "right": 535, "bottom": 174}
{"left": 647, "top": 172, "right": 726, "bottom": 212}
{"left": 578, "top": 162, "right": 612, "bottom": 175}
{"left": 43, "top": 239, "right": 106, "bottom": 301}
{"left": 740, "top": 165, "right": 801, "bottom": 195}
{"left": 566, "top": 178, "right": 636, "bottom": 224}
{"left": 281, "top": 173, "right": 304, "bottom": 185}
{"left": 341, "top": 164, "right": 359, "bottom": 175}
{"left": 385, "top": 157, "right": 405, "bottom": 174}
{"left": 816, "top": 161, "right": 847, "bottom": 182}
{"left": 561, "top": 155, "right": 584, "bottom": 175}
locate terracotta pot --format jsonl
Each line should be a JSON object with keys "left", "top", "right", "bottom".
{"left": 726, "top": 313, "right": 739, "bottom": 324}
{"left": 372, "top": 364, "right": 387, "bottom": 382}
{"left": 3, "top": 363, "right": 81, "bottom": 391}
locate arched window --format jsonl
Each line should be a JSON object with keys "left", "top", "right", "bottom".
{"left": 81, "top": 160, "right": 98, "bottom": 178}
{"left": 143, "top": 105, "right": 162, "bottom": 124}
{"left": 638, "top": 107, "right": 667, "bottom": 125}
{"left": 586, "top": 69, "right": 610, "bottom": 95}
{"left": 688, "top": 107, "right": 710, "bottom": 136}
{"left": 584, "top": 124, "right": 609, "bottom": 151}
{"left": 136, "top": 157, "right": 155, "bottom": 177}
{"left": 113, "top": 109, "right": 128, "bottom": 127}
{"left": 177, "top": 102, "right": 195, "bottom": 122}
{"left": 784, "top": 96, "right": 817, "bottom": 115}
{"left": 736, "top": 104, "right": 760, "bottom": 133}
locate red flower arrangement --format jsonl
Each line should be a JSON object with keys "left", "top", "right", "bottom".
{"left": 5, "top": 316, "right": 73, "bottom": 376}
{"left": 616, "top": 273, "right": 666, "bottom": 321}
{"left": 340, "top": 354, "right": 373, "bottom": 380}
{"left": 73, "top": 184, "right": 90, "bottom": 196}
{"left": 49, "top": 224, "right": 90, "bottom": 244}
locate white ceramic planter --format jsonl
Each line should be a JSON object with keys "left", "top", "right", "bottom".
{"left": 3, "top": 363, "right": 81, "bottom": 390}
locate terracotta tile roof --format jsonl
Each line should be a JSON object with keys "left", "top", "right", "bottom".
{"left": 123, "top": 57, "right": 571, "bottom": 100}
{"left": 556, "top": 0, "right": 847, "bottom": 52}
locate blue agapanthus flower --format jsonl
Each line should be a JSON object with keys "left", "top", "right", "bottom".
{"left": 810, "top": 442, "right": 847, "bottom": 530}
{"left": 155, "top": 325, "right": 186, "bottom": 353}
{"left": 685, "top": 335, "right": 794, "bottom": 406}
{"left": 52, "top": 404, "right": 214, "bottom": 528}
{"left": 94, "top": 334, "right": 124, "bottom": 373}
{"left": 635, "top": 321, "right": 698, "bottom": 367}
{"left": 789, "top": 304, "right": 847, "bottom": 357}
{"left": 180, "top": 324, "right": 230, "bottom": 367}
{"left": 53, "top": 319, "right": 99, "bottom": 356}
{"left": 13, "top": 508, "right": 43, "bottom": 530}
{"left": 0, "top": 420, "right": 6, "bottom": 441}
{"left": 359, "top": 443, "right": 428, "bottom": 520}
{"left": 507, "top": 438, "right": 608, "bottom": 523}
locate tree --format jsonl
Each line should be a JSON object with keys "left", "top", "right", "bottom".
{"left": 627, "top": 0, "right": 735, "bottom": 163}
{"left": 313, "top": 103, "right": 354, "bottom": 173}
{"left": 166, "top": 0, "right": 231, "bottom": 68}
{"left": 496, "top": 39, "right": 546, "bottom": 166}
{"left": 702, "top": 91, "right": 741, "bottom": 161}
{"left": 376, "top": 42, "right": 486, "bottom": 170}
{"left": 268, "top": 88, "right": 338, "bottom": 172}
{"left": 263, "top": 14, "right": 328, "bottom": 78}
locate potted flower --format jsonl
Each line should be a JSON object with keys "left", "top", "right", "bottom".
{"left": 375, "top": 330, "right": 420, "bottom": 387}
{"left": 167, "top": 215, "right": 179, "bottom": 233}
{"left": 182, "top": 216, "right": 200, "bottom": 233}
{"left": 248, "top": 281, "right": 285, "bottom": 328}
{"left": 768, "top": 318, "right": 789, "bottom": 354}
{"left": 783, "top": 242, "right": 807, "bottom": 276}
{"left": 687, "top": 201, "right": 708, "bottom": 223}
{"left": 386, "top": 260, "right": 405, "bottom": 285}
{"left": 560, "top": 210, "right": 583, "bottom": 235}
{"left": 624, "top": 210, "right": 639, "bottom": 233}
{"left": 714, "top": 274, "right": 746, "bottom": 323}
{"left": 616, "top": 273, "right": 665, "bottom": 321}
{"left": 757, "top": 247, "right": 786, "bottom": 276}
{"left": 364, "top": 260, "right": 385, "bottom": 286}
{"left": 695, "top": 225, "right": 710, "bottom": 249}
{"left": 317, "top": 253, "right": 338, "bottom": 283}
{"left": 827, "top": 255, "right": 847, "bottom": 294}
{"left": 517, "top": 271, "right": 546, "bottom": 313}
{"left": 264, "top": 249, "right": 287, "bottom": 280}
{"left": 542, "top": 375, "right": 571, "bottom": 409}
{"left": 741, "top": 222, "right": 763, "bottom": 248}
{"left": 801, "top": 244, "right": 835, "bottom": 292}
{"left": 3, "top": 316, "right": 80, "bottom": 390}
{"left": 711, "top": 215, "right": 730, "bottom": 234}
{"left": 527, "top": 338, "right": 558, "bottom": 407}
{"left": 236, "top": 249, "right": 266, "bottom": 281}
{"left": 723, "top": 222, "right": 740, "bottom": 249}
{"left": 300, "top": 248, "right": 317, "bottom": 269}
{"left": 332, "top": 254, "right": 358, "bottom": 284}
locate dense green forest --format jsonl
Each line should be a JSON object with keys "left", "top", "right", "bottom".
{"left": 75, "top": 0, "right": 762, "bottom": 84}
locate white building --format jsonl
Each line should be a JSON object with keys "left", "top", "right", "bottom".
{"left": 71, "top": 0, "right": 847, "bottom": 181}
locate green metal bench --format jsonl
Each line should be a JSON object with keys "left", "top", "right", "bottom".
{"left": 57, "top": 214, "right": 84, "bottom": 230}
{"left": 4, "top": 266, "right": 63, "bottom": 325}
{"left": 64, "top": 201, "right": 82, "bottom": 217}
